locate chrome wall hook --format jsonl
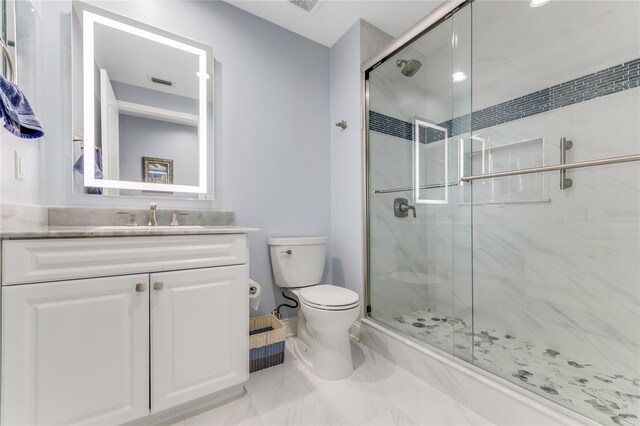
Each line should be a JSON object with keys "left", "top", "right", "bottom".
{"left": 335, "top": 120, "right": 347, "bottom": 129}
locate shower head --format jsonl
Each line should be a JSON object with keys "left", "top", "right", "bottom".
{"left": 396, "top": 59, "right": 422, "bottom": 77}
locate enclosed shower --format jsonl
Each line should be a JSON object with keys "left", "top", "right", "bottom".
{"left": 364, "top": 1, "right": 640, "bottom": 425}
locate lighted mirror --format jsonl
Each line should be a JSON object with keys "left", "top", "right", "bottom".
{"left": 414, "top": 118, "right": 448, "bottom": 204}
{"left": 72, "top": 2, "right": 213, "bottom": 198}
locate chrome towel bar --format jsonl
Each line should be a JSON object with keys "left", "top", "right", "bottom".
{"left": 374, "top": 182, "right": 459, "bottom": 194}
{"left": 460, "top": 154, "right": 640, "bottom": 182}
{"left": 0, "top": 35, "right": 15, "bottom": 83}
{"left": 373, "top": 154, "right": 639, "bottom": 193}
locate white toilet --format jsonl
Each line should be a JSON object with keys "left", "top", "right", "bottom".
{"left": 268, "top": 237, "right": 360, "bottom": 380}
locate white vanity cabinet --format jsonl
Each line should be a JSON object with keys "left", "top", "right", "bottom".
{"left": 151, "top": 266, "right": 248, "bottom": 412}
{"left": 1, "top": 234, "right": 250, "bottom": 426}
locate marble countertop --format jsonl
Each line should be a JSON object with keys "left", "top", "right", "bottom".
{"left": 0, "top": 225, "right": 259, "bottom": 239}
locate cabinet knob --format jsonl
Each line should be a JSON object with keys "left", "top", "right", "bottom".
{"left": 135, "top": 283, "right": 147, "bottom": 292}
{"left": 153, "top": 282, "right": 164, "bottom": 291}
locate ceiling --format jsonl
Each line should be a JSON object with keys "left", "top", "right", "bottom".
{"left": 94, "top": 22, "right": 201, "bottom": 100}
{"left": 222, "top": 0, "right": 443, "bottom": 47}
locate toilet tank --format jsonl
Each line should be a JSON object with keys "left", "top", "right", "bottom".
{"left": 268, "top": 237, "right": 327, "bottom": 288}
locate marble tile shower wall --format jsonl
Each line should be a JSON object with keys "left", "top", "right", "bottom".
{"left": 369, "top": 131, "right": 430, "bottom": 320}
{"left": 368, "top": 46, "right": 472, "bottom": 336}
{"left": 368, "top": 45, "right": 436, "bottom": 322}
{"left": 369, "top": 132, "right": 471, "bottom": 326}
{"left": 470, "top": 88, "right": 640, "bottom": 378}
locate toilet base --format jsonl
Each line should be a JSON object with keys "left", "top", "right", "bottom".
{"left": 293, "top": 305, "right": 358, "bottom": 380}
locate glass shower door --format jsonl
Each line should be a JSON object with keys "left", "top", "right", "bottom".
{"left": 366, "top": 3, "right": 473, "bottom": 361}
{"left": 468, "top": 2, "right": 640, "bottom": 423}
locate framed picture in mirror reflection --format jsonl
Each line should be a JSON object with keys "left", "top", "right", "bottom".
{"left": 142, "top": 156, "right": 174, "bottom": 185}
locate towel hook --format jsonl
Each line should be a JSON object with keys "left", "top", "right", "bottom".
{"left": 0, "top": 35, "right": 15, "bottom": 83}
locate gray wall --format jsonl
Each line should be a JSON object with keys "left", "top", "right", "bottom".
{"left": 39, "top": 0, "right": 331, "bottom": 317}
{"left": 0, "top": 0, "right": 47, "bottom": 205}
{"left": 329, "top": 20, "right": 392, "bottom": 313}
{"left": 111, "top": 81, "right": 198, "bottom": 115}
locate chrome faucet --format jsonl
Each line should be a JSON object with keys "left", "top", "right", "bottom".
{"left": 394, "top": 198, "right": 416, "bottom": 218}
{"left": 148, "top": 203, "right": 158, "bottom": 226}
{"left": 116, "top": 211, "right": 138, "bottom": 226}
{"left": 170, "top": 212, "right": 188, "bottom": 226}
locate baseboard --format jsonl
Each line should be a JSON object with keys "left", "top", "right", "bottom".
{"left": 124, "top": 384, "right": 245, "bottom": 425}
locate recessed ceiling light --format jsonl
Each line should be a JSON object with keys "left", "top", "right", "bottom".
{"left": 452, "top": 72, "right": 467, "bottom": 83}
{"left": 530, "top": 0, "right": 551, "bottom": 8}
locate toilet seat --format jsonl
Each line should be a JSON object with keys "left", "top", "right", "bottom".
{"left": 299, "top": 285, "right": 360, "bottom": 311}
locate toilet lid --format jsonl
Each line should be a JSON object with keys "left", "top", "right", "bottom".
{"left": 299, "top": 285, "right": 359, "bottom": 309}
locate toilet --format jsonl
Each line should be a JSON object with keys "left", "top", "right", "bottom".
{"left": 268, "top": 237, "right": 360, "bottom": 380}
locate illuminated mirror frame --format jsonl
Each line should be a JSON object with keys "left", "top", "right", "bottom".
{"left": 414, "top": 118, "right": 448, "bottom": 204}
{"left": 82, "top": 7, "right": 211, "bottom": 194}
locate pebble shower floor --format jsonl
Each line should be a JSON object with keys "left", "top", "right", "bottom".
{"left": 389, "top": 309, "right": 640, "bottom": 426}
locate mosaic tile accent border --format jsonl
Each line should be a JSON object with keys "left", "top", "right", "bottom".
{"left": 368, "top": 111, "right": 446, "bottom": 144}
{"left": 370, "top": 58, "right": 640, "bottom": 142}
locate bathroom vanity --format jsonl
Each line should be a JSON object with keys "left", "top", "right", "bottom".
{"left": 0, "top": 227, "right": 256, "bottom": 425}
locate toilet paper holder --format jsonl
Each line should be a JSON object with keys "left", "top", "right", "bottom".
{"left": 249, "top": 279, "right": 261, "bottom": 311}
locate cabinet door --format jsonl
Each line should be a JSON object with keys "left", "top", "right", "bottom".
{"left": 2, "top": 275, "right": 150, "bottom": 425}
{"left": 151, "top": 265, "right": 249, "bottom": 412}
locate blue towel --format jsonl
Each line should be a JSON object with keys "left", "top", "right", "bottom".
{"left": 0, "top": 73, "right": 44, "bottom": 139}
{"left": 73, "top": 146, "right": 103, "bottom": 195}
{"left": 73, "top": 146, "right": 104, "bottom": 179}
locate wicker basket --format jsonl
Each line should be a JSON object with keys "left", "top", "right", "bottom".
{"left": 249, "top": 315, "right": 286, "bottom": 373}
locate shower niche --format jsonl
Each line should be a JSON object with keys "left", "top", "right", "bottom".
{"left": 460, "top": 137, "right": 549, "bottom": 205}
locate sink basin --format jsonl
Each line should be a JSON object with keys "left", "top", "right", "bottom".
{"left": 94, "top": 225, "right": 206, "bottom": 230}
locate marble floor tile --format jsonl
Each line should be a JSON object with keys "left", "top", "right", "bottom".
{"left": 257, "top": 394, "right": 340, "bottom": 426}
{"left": 244, "top": 346, "right": 316, "bottom": 413}
{"left": 360, "top": 409, "right": 419, "bottom": 426}
{"left": 182, "top": 337, "right": 493, "bottom": 426}
{"left": 313, "top": 378, "right": 393, "bottom": 425}
{"left": 275, "top": 341, "right": 394, "bottom": 425}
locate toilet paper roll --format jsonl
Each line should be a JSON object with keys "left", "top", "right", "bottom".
{"left": 249, "top": 279, "right": 261, "bottom": 311}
